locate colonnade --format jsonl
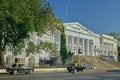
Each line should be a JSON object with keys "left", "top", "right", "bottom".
{"left": 101, "top": 42, "right": 114, "bottom": 56}
{"left": 66, "top": 35, "right": 94, "bottom": 56}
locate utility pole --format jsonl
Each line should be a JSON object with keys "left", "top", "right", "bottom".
{"left": 66, "top": 3, "right": 68, "bottom": 22}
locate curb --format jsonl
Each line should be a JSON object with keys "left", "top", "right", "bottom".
{"left": 0, "top": 68, "right": 106, "bottom": 74}
{"left": 34, "top": 68, "right": 67, "bottom": 73}
{"left": 0, "top": 69, "right": 7, "bottom": 73}
{"left": 0, "top": 68, "right": 67, "bottom": 74}
{"left": 71, "top": 69, "right": 106, "bottom": 74}
{"left": 83, "top": 69, "right": 106, "bottom": 73}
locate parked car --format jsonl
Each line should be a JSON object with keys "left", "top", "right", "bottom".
{"left": 6, "top": 63, "right": 34, "bottom": 75}
{"left": 66, "top": 63, "right": 86, "bottom": 73}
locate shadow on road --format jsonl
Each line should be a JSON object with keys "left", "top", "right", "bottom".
{"left": 106, "top": 69, "right": 120, "bottom": 72}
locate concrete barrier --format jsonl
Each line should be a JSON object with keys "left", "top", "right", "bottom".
{"left": 34, "top": 68, "right": 67, "bottom": 73}
{"left": 0, "top": 69, "right": 7, "bottom": 73}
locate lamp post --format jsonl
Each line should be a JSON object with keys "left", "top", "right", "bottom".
{"left": 94, "top": 46, "right": 97, "bottom": 69}
{"left": 77, "top": 47, "right": 82, "bottom": 66}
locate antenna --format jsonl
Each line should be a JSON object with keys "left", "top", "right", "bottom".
{"left": 66, "top": 3, "right": 68, "bottom": 22}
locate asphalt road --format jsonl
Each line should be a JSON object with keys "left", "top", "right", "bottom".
{"left": 0, "top": 69, "right": 120, "bottom": 80}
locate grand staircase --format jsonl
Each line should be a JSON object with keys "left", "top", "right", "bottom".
{"left": 80, "top": 56, "right": 120, "bottom": 70}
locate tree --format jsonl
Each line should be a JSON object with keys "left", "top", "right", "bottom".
{"left": 118, "top": 45, "right": 120, "bottom": 62}
{"left": 60, "top": 26, "right": 68, "bottom": 65}
{"left": 26, "top": 41, "right": 36, "bottom": 55}
{"left": 13, "top": 42, "right": 25, "bottom": 56}
{"left": 26, "top": 41, "right": 57, "bottom": 56}
{"left": 0, "top": 0, "right": 60, "bottom": 68}
{"left": 105, "top": 32, "right": 120, "bottom": 41}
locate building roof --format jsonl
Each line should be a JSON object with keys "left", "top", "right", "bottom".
{"left": 63, "top": 22, "right": 100, "bottom": 38}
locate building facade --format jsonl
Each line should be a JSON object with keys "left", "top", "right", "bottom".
{"left": 100, "top": 34, "right": 118, "bottom": 60}
{"left": 64, "top": 22, "right": 118, "bottom": 61}
{"left": 4, "top": 22, "right": 118, "bottom": 67}
{"left": 4, "top": 30, "right": 61, "bottom": 67}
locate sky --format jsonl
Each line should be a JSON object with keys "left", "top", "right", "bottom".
{"left": 46, "top": 0, "right": 120, "bottom": 34}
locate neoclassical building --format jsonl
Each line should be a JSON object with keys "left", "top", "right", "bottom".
{"left": 64, "top": 22, "right": 118, "bottom": 61}
{"left": 64, "top": 22, "right": 100, "bottom": 56}
{"left": 4, "top": 30, "right": 61, "bottom": 67}
{"left": 4, "top": 22, "right": 118, "bottom": 67}
{"left": 100, "top": 34, "right": 118, "bottom": 60}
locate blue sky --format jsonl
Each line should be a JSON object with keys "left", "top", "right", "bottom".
{"left": 46, "top": 0, "right": 120, "bottom": 34}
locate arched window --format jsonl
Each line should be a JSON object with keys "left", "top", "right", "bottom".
{"left": 6, "top": 55, "right": 14, "bottom": 67}
{"left": 29, "top": 56, "right": 35, "bottom": 67}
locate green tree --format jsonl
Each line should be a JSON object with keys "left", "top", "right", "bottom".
{"left": 105, "top": 32, "right": 120, "bottom": 41}
{"left": 26, "top": 41, "right": 58, "bottom": 57}
{"left": 60, "top": 26, "right": 68, "bottom": 65}
{"left": 0, "top": 0, "right": 60, "bottom": 68}
{"left": 118, "top": 45, "right": 120, "bottom": 62}
{"left": 26, "top": 41, "right": 35, "bottom": 55}
{"left": 13, "top": 42, "right": 25, "bottom": 56}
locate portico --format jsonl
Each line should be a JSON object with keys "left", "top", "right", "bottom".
{"left": 64, "top": 22, "right": 97, "bottom": 56}
{"left": 66, "top": 35, "right": 94, "bottom": 56}
{"left": 64, "top": 22, "right": 118, "bottom": 61}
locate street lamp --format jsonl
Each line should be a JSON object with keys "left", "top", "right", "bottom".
{"left": 77, "top": 47, "right": 82, "bottom": 66}
{"left": 94, "top": 46, "right": 97, "bottom": 69}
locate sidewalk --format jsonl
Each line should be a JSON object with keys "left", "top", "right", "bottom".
{"left": 0, "top": 69, "right": 7, "bottom": 74}
{"left": 0, "top": 68, "right": 67, "bottom": 74}
{"left": 34, "top": 68, "right": 67, "bottom": 73}
{"left": 0, "top": 68, "right": 106, "bottom": 74}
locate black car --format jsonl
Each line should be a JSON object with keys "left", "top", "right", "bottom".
{"left": 6, "top": 63, "right": 34, "bottom": 75}
{"left": 66, "top": 63, "right": 85, "bottom": 73}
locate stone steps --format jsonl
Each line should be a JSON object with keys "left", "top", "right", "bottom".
{"left": 80, "top": 56, "right": 120, "bottom": 70}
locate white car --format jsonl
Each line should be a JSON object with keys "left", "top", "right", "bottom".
{"left": 6, "top": 63, "right": 34, "bottom": 75}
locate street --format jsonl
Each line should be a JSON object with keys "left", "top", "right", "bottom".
{"left": 0, "top": 69, "right": 120, "bottom": 80}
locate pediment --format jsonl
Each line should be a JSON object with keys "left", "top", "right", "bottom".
{"left": 64, "top": 22, "right": 94, "bottom": 35}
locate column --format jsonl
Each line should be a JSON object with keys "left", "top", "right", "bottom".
{"left": 82, "top": 38, "right": 85, "bottom": 56}
{"left": 72, "top": 36, "right": 74, "bottom": 52}
{"left": 68, "top": 36, "right": 72, "bottom": 52}
{"left": 91, "top": 40, "right": 94, "bottom": 56}
{"left": 89, "top": 40, "right": 92, "bottom": 56}
{"left": 77, "top": 38, "right": 79, "bottom": 54}
{"left": 102, "top": 42, "right": 104, "bottom": 56}
{"left": 112, "top": 44, "right": 114, "bottom": 56}
{"left": 87, "top": 39, "right": 89, "bottom": 56}
{"left": 59, "top": 33, "right": 61, "bottom": 50}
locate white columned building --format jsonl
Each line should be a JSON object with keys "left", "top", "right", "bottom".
{"left": 100, "top": 34, "right": 118, "bottom": 61}
{"left": 4, "top": 22, "right": 118, "bottom": 67}
{"left": 63, "top": 22, "right": 100, "bottom": 57}
{"left": 63, "top": 22, "right": 118, "bottom": 61}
